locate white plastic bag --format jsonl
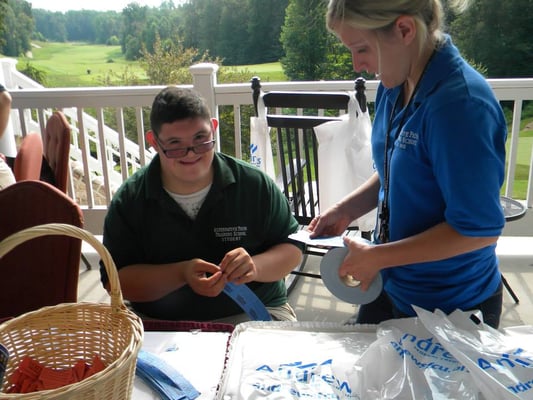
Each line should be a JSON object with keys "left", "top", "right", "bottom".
{"left": 250, "top": 94, "right": 276, "bottom": 180}
{"left": 314, "top": 94, "right": 375, "bottom": 231}
{"left": 355, "top": 315, "right": 480, "bottom": 399}
{"left": 217, "top": 322, "right": 378, "bottom": 400}
{"left": 415, "top": 306, "right": 533, "bottom": 400}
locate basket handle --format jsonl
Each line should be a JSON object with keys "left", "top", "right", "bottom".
{"left": 0, "top": 223, "right": 125, "bottom": 313}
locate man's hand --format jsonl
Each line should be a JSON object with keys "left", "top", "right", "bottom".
{"left": 219, "top": 247, "right": 257, "bottom": 284}
{"left": 183, "top": 258, "right": 226, "bottom": 297}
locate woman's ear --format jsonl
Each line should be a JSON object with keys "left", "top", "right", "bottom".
{"left": 394, "top": 15, "right": 417, "bottom": 45}
{"left": 211, "top": 118, "right": 219, "bottom": 132}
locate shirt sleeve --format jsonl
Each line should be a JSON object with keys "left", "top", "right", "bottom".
{"left": 263, "top": 175, "right": 304, "bottom": 251}
{"left": 99, "top": 188, "right": 145, "bottom": 285}
{"left": 426, "top": 98, "right": 507, "bottom": 236}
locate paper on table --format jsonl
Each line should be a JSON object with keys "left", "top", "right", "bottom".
{"left": 132, "top": 331, "right": 230, "bottom": 400}
{"left": 289, "top": 230, "right": 345, "bottom": 248}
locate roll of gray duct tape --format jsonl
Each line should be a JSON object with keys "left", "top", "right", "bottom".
{"left": 320, "top": 247, "right": 382, "bottom": 304}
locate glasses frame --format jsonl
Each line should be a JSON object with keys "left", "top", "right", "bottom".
{"left": 153, "top": 135, "right": 216, "bottom": 159}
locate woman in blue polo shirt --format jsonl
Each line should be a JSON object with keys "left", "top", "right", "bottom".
{"left": 309, "top": 0, "right": 507, "bottom": 328}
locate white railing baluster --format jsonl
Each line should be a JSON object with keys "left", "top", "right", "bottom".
{"left": 76, "top": 107, "right": 96, "bottom": 208}
{"left": 526, "top": 144, "right": 533, "bottom": 208}
{"left": 233, "top": 104, "right": 243, "bottom": 159}
{"left": 504, "top": 99, "right": 523, "bottom": 197}
{"left": 115, "top": 107, "right": 128, "bottom": 181}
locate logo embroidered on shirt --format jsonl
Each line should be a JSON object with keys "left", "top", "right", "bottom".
{"left": 214, "top": 226, "right": 248, "bottom": 242}
{"left": 398, "top": 130, "right": 419, "bottom": 149}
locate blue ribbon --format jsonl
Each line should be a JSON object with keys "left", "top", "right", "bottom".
{"left": 136, "top": 349, "right": 200, "bottom": 400}
{"left": 223, "top": 282, "right": 272, "bottom": 321}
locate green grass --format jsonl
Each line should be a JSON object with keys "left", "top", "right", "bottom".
{"left": 237, "top": 62, "right": 286, "bottom": 81}
{"left": 19, "top": 41, "right": 148, "bottom": 87}
{"left": 19, "top": 42, "right": 286, "bottom": 86}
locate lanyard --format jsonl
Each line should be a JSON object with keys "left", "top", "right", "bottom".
{"left": 379, "top": 50, "right": 435, "bottom": 243}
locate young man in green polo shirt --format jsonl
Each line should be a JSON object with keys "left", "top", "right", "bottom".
{"left": 100, "top": 86, "right": 303, "bottom": 322}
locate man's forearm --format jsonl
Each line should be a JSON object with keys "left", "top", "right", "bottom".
{"left": 114, "top": 262, "right": 187, "bottom": 301}
{"left": 252, "top": 243, "right": 303, "bottom": 282}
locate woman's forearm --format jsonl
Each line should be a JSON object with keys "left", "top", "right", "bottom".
{"left": 338, "top": 172, "right": 380, "bottom": 221}
{"left": 371, "top": 222, "right": 498, "bottom": 270}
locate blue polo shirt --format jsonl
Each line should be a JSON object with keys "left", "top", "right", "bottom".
{"left": 372, "top": 36, "right": 507, "bottom": 315}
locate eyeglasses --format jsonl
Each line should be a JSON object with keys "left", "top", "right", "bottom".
{"left": 154, "top": 136, "right": 216, "bottom": 159}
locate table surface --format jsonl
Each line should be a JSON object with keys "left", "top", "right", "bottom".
{"left": 133, "top": 330, "right": 231, "bottom": 400}
{"left": 500, "top": 196, "right": 527, "bottom": 222}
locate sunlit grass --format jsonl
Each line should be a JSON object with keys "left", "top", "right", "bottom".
{"left": 238, "top": 62, "right": 286, "bottom": 81}
{"left": 19, "top": 41, "right": 147, "bottom": 87}
{"left": 19, "top": 42, "right": 286, "bottom": 86}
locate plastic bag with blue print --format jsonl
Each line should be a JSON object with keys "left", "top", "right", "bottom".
{"left": 416, "top": 306, "right": 533, "bottom": 400}
{"left": 354, "top": 310, "right": 481, "bottom": 399}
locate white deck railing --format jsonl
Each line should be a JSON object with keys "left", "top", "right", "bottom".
{"left": 2, "top": 60, "right": 532, "bottom": 233}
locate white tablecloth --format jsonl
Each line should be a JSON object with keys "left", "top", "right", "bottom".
{"left": 132, "top": 331, "right": 231, "bottom": 399}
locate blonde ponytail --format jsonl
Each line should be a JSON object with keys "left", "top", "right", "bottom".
{"left": 326, "top": 0, "right": 469, "bottom": 52}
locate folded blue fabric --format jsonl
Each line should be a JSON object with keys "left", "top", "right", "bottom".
{"left": 136, "top": 349, "right": 200, "bottom": 400}
{"left": 223, "top": 281, "right": 272, "bottom": 321}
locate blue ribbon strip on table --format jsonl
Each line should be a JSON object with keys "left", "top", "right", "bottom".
{"left": 136, "top": 349, "right": 200, "bottom": 400}
{"left": 223, "top": 282, "right": 272, "bottom": 321}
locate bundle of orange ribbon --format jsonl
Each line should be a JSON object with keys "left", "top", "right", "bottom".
{"left": 5, "top": 355, "right": 106, "bottom": 393}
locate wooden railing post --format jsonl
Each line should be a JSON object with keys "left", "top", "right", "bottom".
{"left": 190, "top": 63, "right": 220, "bottom": 149}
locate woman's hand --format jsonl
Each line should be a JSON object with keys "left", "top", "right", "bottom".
{"left": 309, "top": 173, "right": 380, "bottom": 238}
{"left": 219, "top": 247, "right": 257, "bottom": 284}
{"left": 338, "top": 236, "right": 380, "bottom": 291}
{"left": 308, "top": 203, "right": 353, "bottom": 238}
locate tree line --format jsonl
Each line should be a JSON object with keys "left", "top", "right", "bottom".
{"left": 1, "top": 0, "right": 532, "bottom": 82}
{"left": 0, "top": 0, "right": 288, "bottom": 66}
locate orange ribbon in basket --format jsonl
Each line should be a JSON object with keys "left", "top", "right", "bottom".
{"left": 6, "top": 355, "right": 106, "bottom": 394}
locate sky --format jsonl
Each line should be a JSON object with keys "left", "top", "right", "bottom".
{"left": 28, "top": 0, "right": 174, "bottom": 12}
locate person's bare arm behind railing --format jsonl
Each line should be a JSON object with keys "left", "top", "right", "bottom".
{"left": 0, "top": 85, "right": 13, "bottom": 151}
{"left": 0, "top": 84, "right": 15, "bottom": 189}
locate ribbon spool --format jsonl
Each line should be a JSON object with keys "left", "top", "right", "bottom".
{"left": 320, "top": 247, "right": 382, "bottom": 304}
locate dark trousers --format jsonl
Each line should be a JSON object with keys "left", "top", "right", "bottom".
{"left": 356, "top": 281, "right": 503, "bottom": 329}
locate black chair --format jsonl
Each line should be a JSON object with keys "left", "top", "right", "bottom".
{"left": 251, "top": 77, "right": 372, "bottom": 292}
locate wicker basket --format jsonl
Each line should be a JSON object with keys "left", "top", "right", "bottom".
{"left": 0, "top": 223, "right": 144, "bottom": 399}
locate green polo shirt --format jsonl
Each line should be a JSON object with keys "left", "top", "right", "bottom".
{"left": 101, "top": 152, "right": 301, "bottom": 320}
